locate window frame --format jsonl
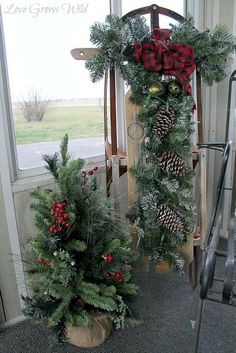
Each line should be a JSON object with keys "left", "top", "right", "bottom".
{"left": 0, "top": 6, "right": 19, "bottom": 182}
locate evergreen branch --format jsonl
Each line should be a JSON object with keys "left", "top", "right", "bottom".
{"left": 65, "top": 239, "right": 87, "bottom": 252}
{"left": 117, "top": 283, "right": 138, "bottom": 296}
{"left": 42, "top": 153, "right": 60, "bottom": 180}
{"left": 60, "top": 134, "right": 70, "bottom": 166}
{"left": 73, "top": 309, "right": 92, "bottom": 326}
{"left": 100, "top": 284, "right": 117, "bottom": 297}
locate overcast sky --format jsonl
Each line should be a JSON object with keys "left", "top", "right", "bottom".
{"left": 1, "top": 0, "right": 184, "bottom": 102}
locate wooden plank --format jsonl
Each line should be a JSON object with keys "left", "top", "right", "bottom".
{"left": 177, "top": 146, "right": 195, "bottom": 265}
{"left": 196, "top": 73, "right": 203, "bottom": 143}
{"left": 71, "top": 48, "right": 101, "bottom": 60}
{"left": 110, "top": 69, "right": 118, "bottom": 156}
{"left": 177, "top": 233, "right": 193, "bottom": 265}
{"left": 111, "top": 155, "right": 121, "bottom": 215}
{"left": 125, "top": 91, "right": 142, "bottom": 206}
{"left": 125, "top": 91, "right": 149, "bottom": 271}
{"left": 107, "top": 159, "right": 127, "bottom": 167}
{"left": 104, "top": 71, "right": 111, "bottom": 196}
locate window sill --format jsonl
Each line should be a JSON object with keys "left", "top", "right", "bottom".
{"left": 12, "top": 154, "right": 106, "bottom": 193}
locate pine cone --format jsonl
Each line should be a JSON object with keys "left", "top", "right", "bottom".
{"left": 159, "top": 151, "right": 186, "bottom": 176}
{"left": 156, "top": 204, "right": 183, "bottom": 233}
{"left": 153, "top": 106, "right": 175, "bottom": 139}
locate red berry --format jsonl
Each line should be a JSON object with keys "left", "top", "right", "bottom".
{"left": 114, "top": 273, "right": 121, "bottom": 279}
{"left": 63, "top": 214, "right": 68, "bottom": 219}
{"left": 93, "top": 166, "right": 98, "bottom": 171}
{"left": 102, "top": 254, "right": 113, "bottom": 263}
{"left": 65, "top": 223, "right": 70, "bottom": 228}
{"left": 88, "top": 170, "right": 94, "bottom": 176}
{"left": 107, "top": 255, "right": 113, "bottom": 263}
{"left": 37, "top": 258, "right": 43, "bottom": 265}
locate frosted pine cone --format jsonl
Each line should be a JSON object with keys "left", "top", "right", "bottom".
{"left": 156, "top": 204, "right": 183, "bottom": 233}
{"left": 159, "top": 151, "right": 186, "bottom": 176}
{"left": 153, "top": 106, "right": 175, "bottom": 139}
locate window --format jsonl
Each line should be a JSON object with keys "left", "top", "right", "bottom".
{"left": 1, "top": 0, "right": 185, "bottom": 173}
{"left": 2, "top": 0, "right": 109, "bottom": 170}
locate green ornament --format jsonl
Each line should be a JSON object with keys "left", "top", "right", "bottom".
{"left": 167, "top": 80, "right": 182, "bottom": 96}
{"left": 148, "top": 82, "right": 165, "bottom": 96}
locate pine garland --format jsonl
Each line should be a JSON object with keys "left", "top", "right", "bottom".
{"left": 86, "top": 15, "right": 234, "bottom": 88}
{"left": 170, "top": 19, "right": 234, "bottom": 84}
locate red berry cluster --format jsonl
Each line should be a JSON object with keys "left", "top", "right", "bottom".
{"left": 37, "top": 258, "right": 50, "bottom": 266}
{"left": 82, "top": 166, "right": 98, "bottom": 177}
{"left": 112, "top": 272, "right": 125, "bottom": 284}
{"left": 102, "top": 254, "right": 113, "bottom": 263}
{"left": 49, "top": 201, "right": 70, "bottom": 234}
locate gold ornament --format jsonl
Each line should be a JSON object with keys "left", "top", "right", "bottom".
{"left": 148, "top": 82, "right": 165, "bottom": 96}
{"left": 167, "top": 80, "right": 182, "bottom": 96}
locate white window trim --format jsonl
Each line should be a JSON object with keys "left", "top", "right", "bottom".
{"left": 0, "top": 5, "right": 19, "bottom": 182}
{"left": 0, "top": 7, "right": 27, "bottom": 307}
{"left": 110, "top": 0, "right": 126, "bottom": 152}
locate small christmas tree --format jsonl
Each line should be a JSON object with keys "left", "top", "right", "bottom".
{"left": 23, "top": 135, "right": 139, "bottom": 344}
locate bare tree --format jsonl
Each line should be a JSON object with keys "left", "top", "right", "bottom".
{"left": 19, "top": 90, "right": 50, "bottom": 122}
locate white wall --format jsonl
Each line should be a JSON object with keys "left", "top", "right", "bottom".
{"left": 0, "top": 176, "right": 22, "bottom": 324}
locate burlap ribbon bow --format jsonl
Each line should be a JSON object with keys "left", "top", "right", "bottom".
{"left": 134, "top": 28, "right": 196, "bottom": 95}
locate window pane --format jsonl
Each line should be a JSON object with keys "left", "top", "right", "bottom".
{"left": 2, "top": 0, "right": 109, "bottom": 169}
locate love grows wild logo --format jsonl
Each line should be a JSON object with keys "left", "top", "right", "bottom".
{"left": 4, "top": 3, "right": 89, "bottom": 17}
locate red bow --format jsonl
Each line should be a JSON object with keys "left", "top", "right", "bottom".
{"left": 134, "top": 28, "right": 196, "bottom": 95}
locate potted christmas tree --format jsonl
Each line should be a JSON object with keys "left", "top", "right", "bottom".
{"left": 23, "top": 135, "right": 140, "bottom": 347}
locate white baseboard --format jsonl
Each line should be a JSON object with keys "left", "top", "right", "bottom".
{"left": 0, "top": 315, "right": 25, "bottom": 331}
